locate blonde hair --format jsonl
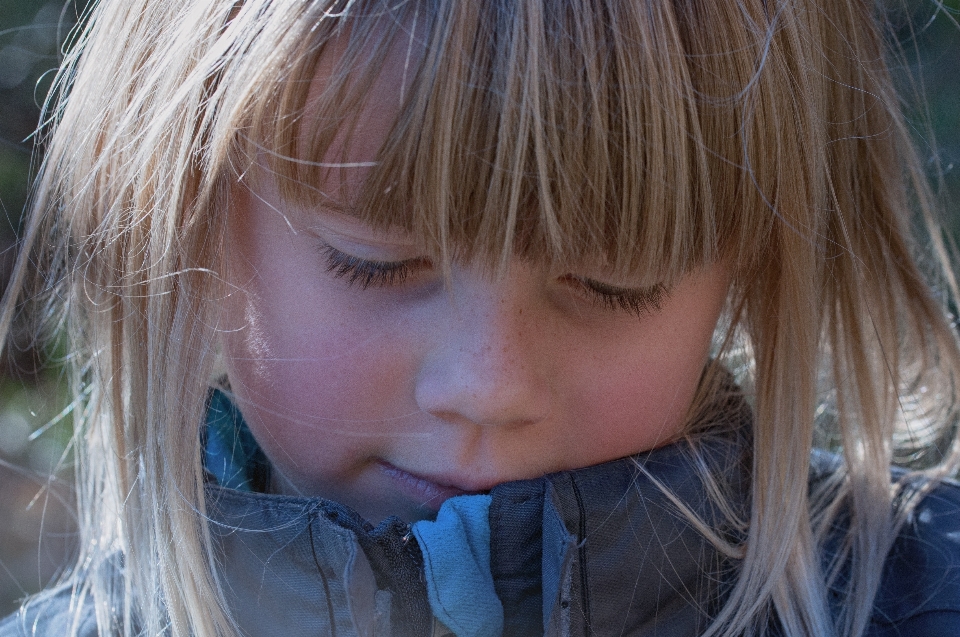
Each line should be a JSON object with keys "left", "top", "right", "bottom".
{"left": 5, "top": 0, "right": 960, "bottom": 635}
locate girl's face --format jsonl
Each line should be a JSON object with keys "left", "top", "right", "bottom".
{"left": 220, "top": 50, "right": 731, "bottom": 523}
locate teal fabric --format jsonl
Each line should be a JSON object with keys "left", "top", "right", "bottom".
{"left": 204, "top": 388, "right": 263, "bottom": 491}
{"left": 411, "top": 495, "right": 503, "bottom": 637}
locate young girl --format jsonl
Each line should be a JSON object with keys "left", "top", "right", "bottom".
{"left": 2, "top": 0, "right": 959, "bottom": 635}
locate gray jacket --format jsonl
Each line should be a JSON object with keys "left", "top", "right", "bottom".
{"left": 3, "top": 427, "right": 960, "bottom": 636}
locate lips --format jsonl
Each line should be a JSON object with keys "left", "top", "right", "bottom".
{"left": 376, "top": 461, "right": 490, "bottom": 512}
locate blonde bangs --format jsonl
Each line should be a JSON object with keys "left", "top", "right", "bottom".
{"left": 229, "top": 0, "right": 785, "bottom": 283}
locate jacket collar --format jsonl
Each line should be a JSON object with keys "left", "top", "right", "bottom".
{"left": 202, "top": 385, "right": 753, "bottom": 636}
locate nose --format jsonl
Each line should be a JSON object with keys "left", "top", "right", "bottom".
{"left": 414, "top": 268, "right": 552, "bottom": 428}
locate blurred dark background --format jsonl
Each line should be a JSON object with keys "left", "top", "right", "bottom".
{"left": 0, "top": 0, "right": 957, "bottom": 620}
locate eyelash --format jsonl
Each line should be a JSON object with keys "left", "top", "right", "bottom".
{"left": 321, "top": 244, "right": 429, "bottom": 289}
{"left": 564, "top": 276, "right": 669, "bottom": 318}
{"left": 321, "top": 244, "right": 667, "bottom": 317}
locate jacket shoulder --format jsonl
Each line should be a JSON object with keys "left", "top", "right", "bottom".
{"left": 868, "top": 477, "right": 960, "bottom": 634}
{"left": 0, "top": 585, "right": 99, "bottom": 637}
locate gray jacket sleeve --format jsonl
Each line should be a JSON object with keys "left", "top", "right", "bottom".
{"left": 0, "top": 586, "right": 99, "bottom": 637}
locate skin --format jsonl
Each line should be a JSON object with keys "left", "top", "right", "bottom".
{"left": 219, "top": 41, "right": 731, "bottom": 523}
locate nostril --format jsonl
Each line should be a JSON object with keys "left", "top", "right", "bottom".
{"left": 425, "top": 407, "right": 545, "bottom": 428}
{"left": 423, "top": 408, "right": 474, "bottom": 427}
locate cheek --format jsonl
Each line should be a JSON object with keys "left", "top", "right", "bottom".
{"left": 225, "top": 295, "right": 417, "bottom": 421}
{"left": 221, "top": 308, "right": 425, "bottom": 501}
{"left": 576, "top": 354, "right": 703, "bottom": 451}
{"left": 559, "top": 302, "right": 722, "bottom": 460}
{"left": 219, "top": 280, "right": 427, "bottom": 482}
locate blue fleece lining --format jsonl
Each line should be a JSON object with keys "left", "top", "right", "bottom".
{"left": 411, "top": 495, "right": 503, "bottom": 637}
{"left": 204, "top": 388, "right": 262, "bottom": 491}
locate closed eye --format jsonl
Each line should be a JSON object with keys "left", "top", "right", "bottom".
{"left": 319, "top": 243, "right": 432, "bottom": 289}
{"left": 561, "top": 275, "right": 669, "bottom": 318}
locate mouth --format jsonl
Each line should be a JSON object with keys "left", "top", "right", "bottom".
{"left": 376, "top": 461, "right": 489, "bottom": 512}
